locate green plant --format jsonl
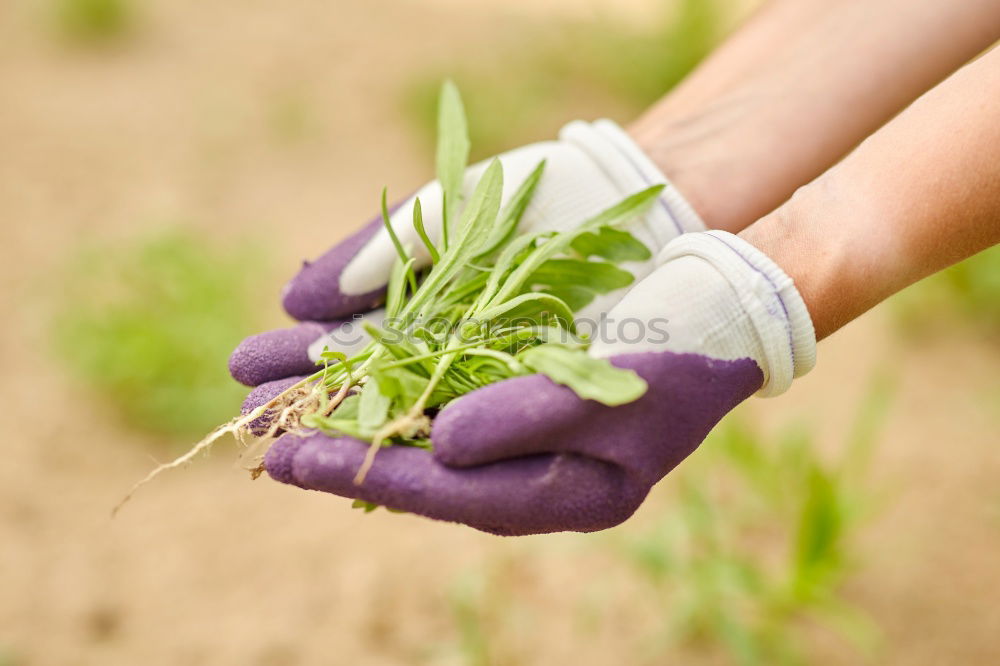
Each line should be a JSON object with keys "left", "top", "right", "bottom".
{"left": 429, "top": 378, "right": 893, "bottom": 665}
{"left": 55, "top": 228, "right": 262, "bottom": 440}
{"left": 402, "top": 0, "right": 721, "bottom": 158}
{"left": 0, "top": 644, "right": 20, "bottom": 666}
{"left": 51, "top": 0, "right": 133, "bottom": 43}
{"left": 448, "top": 571, "right": 498, "bottom": 666}
{"left": 443, "top": 557, "right": 537, "bottom": 666}
{"left": 610, "top": 376, "right": 894, "bottom": 665}
{"left": 117, "top": 82, "right": 656, "bottom": 510}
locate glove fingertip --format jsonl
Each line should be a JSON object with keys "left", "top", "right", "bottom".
{"left": 431, "top": 374, "right": 583, "bottom": 467}
{"left": 281, "top": 218, "right": 387, "bottom": 321}
{"left": 228, "top": 323, "right": 327, "bottom": 386}
{"left": 263, "top": 435, "right": 308, "bottom": 487}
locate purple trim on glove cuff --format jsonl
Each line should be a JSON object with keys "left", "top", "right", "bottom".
{"left": 705, "top": 232, "right": 796, "bottom": 366}
{"left": 603, "top": 139, "right": 683, "bottom": 236}
{"left": 281, "top": 218, "right": 387, "bottom": 321}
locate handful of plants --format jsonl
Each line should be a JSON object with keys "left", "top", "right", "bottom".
{"left": 116, "top": 82, "right": 660, "bottom": 512}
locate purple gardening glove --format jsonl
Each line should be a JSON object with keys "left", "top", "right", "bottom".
{"left": 242, "top": 231, "right": 816, "bottom": 535}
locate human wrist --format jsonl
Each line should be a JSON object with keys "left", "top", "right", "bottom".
{"left": 626, "top": 101, "right": 797, "bottom": 235}
{"left": 561, "top": 120, "right": 705, "bottom": 240}
{"left": 737, "top": 177, "right": 893, "bottom": 341}
{"left": 656, "top": 231, "right": 816, "bottom": 396}
{"left": 626, "top": 113, "right": 741, "bottom": 233}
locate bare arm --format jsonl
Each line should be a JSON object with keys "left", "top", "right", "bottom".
{"left": 628, "top": 0, "right": 1000, "bottom": 232}
{"left": 742, "top": 45, "right": 1000, "bottom": 340}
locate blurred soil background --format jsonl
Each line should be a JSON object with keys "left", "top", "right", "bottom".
{"left": 0, "top": 0, "right": 997, "bottom": 664}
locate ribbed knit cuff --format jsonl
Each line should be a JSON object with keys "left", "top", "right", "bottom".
{"left": 559, "top": 119, "right": 706, "bottom": 250}
{"left": 657, "top": 230, "right": 817, "bottom": 396}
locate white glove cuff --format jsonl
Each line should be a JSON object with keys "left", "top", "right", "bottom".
{"left": 559, "top": 119, "right": 706, "bottom": 247}
{"left": 657, "top": 231, "right": 817, "bottom": 397}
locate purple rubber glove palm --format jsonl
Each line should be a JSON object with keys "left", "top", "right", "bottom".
{"left": 247, "top": 232, "right": 816, "bottom": 535}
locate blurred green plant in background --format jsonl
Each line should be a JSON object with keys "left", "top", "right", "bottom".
{"left": 890, "top": 245, "right": 1000, "bottom": 339}
{"left": 54, "top": 229, "right": 262, "bottom": 440}
{"left": 608, "top": 376, "right": 893, "bottom": 665}
{"left": 0, "top": 645, "right": 19, "bottom": 666}
{"left": 440, "top": 377, "right": 893, "bottom": 666}
{"left": 403, "top": 0, "right": 721, "bottom": 159}
{"left": 446, "top": 563, "right": 526, "bottom": 666}
{"left": 51, "top": 0, "right": 133, "bottom": 44}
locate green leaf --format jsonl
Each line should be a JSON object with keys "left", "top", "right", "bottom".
{"left": 519, "top": 344, "right": 647, "bottom": 406}
{"left": 436, "top": 80, "right": 470, "bottom": 250}
{"left": 541, "top": 285, "right": 597, "bottom": 312}
{"left": 571, "top": 226, "right": 652, "bottom": 262}
{"left": 400, "top": 159, "right": 504, "bottom": 319}
{"left": 571, "top": 184, "right": 664, "bottom": 235}
{"left": 362, "top": 322, "right": 426, "bottom": 367}
{"left": 352, "top": 499, "right": 380, "bottom": 513}
{"left": 358, "top": 379, "right": 392, "bottom": 433}
{"left": 301, "top": 394, "right": 368, "bottom": 438}
{"left": 371, "top": 365, "right": 433, "bottom": 408}
{"left": 437, "top": 270, "right": 490, "bottom": 308}
{"left": 472, "top": 232, "right": 539, "bottom": 313}
{"left": 385, "top": 255, "right": 417, "bottom": 319}
{"left": 333, "top": 393, "right": 360, "bottom": 419}
{"left": 380, "top": 188, "right": 417, "bottom": 294}
{"left": 475, "top": 292, "right": 575, "bottom": 332}
{"left": 474, "top": 159, "right": 546, "bottom": 260}
{"left": 453, "top": 158, "right": 504, "bottom": 253}
{"left": 460, "top": 348, "right": 526, "bottom": 376}
{"left": 411, "top": 197, "right": 439, "bottom": 263}
{"left": 527, "top": 258, "right": 635, "bottom": 294}
{"left": 484, "top": 185, "right": 663, "bottom": 307}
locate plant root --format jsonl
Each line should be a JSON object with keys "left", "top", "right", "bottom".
{"left": 353, "top": 411, "right": 431, "bottom": 486}
{"left": 111, "top": 376, "right": 348, "bottom": 516}
{"left": 111, "top": 419, "right": 242, "bottom": 517}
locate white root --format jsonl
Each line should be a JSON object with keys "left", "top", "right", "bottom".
{"left": 111, "top": 376, "right": 340, "bottom": 517}
{"left": 353, "top": 411, "right": 431, "bottom": 485}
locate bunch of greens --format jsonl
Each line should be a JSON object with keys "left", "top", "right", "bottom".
{"left": 116, "top": 81, "right": 655, "bottom": 511}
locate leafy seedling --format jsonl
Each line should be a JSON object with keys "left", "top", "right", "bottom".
{"left": 114, "top": 81, "right": 658, "bottom": 514}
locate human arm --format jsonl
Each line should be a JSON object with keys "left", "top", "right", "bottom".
{"left": 742, "top": 44, "right": 1000, "bottom": 339}
{"left": 630, "top": 0, "right": 1000, "bottom": 232}
{"left": 255, "top": 45, "right": 1000, "bottom": 536}
{"left": 229, "top": 0, "right": 1000, "bottom": 386}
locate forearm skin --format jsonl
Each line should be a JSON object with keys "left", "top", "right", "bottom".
{"left": 628, "top": 0, "right": 1000, "bottom": 232}
{"left": 742, "top": 46, "right": 1000, "bottom": 340}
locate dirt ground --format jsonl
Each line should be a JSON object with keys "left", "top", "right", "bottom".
{"left": 1, "top": 1, "right": 998, "bottom": 664}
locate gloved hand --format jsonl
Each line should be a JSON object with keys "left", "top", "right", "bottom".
{"left": 228, "top": 119, "right": 703, "bottom": 388}
{"left": 251, "top": 231, "right": 817, "bottom": 535}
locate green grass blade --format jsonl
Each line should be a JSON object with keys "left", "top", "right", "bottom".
{"left": 472, "top": 232, "right": 540, "bottom": 313}
{"left": 380, "top": 188, "right": 417, "bottom": 294}
{"left": 474, "top": 159, "right": 546, "bottom": 260}
{"left": 436, "top": 80, "right": 470, "bottom": 251}
{"left": 411, "top": 197, "right": 440, "bottom": 263}
{"left": 400, "top": 159, "right": 504, "bottom": 319}
{"left": 385, "top": 256, "right": 417, "bottom": 319}
{"left": 486, "top": 184, "right": 663, "bottom": 307}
